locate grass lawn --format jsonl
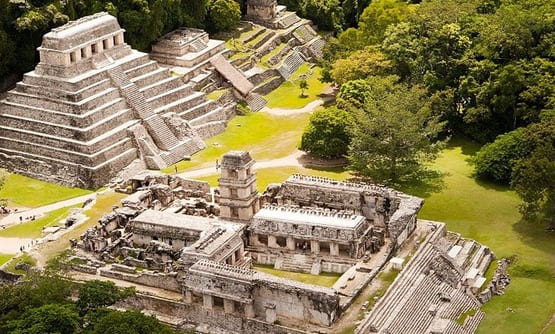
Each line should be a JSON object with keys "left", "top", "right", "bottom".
{"left": 0, "top": 253, "right": 13, "bottom": 267}
{"left": 206, "top": 89, "right": 229, "bottom": 100}
{"left": 265, "top": 64, "right": 329, "bottom": 109}
{"left": 254, "top": 264, "right": 341, "bottom": 288}
{"left": 163, "top": 111, "right": 312, "bottom": 173}
{"left": 260, "top": 43, "right": 287, "bottom": 67}
{"left": 0, "top": 173, "right": 92, "bottom": 208}
{"left": 400, "top": 137, "right": 555, "bottom": 334}
{"left": 4, "top": 253, "right": 36, "bottom": 274}
{"left": 36, "top": 191, "right": 127, "bottom": 264}
{"left": 197, "top": 166, "right": 351, "bottom": 193}
{"left": 0, "top": 204, "right": 81, "bottom": 239}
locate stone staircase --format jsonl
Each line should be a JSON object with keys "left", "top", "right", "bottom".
{"left": 275, "top": 253, "right": 315, "bottom": 273}
{"left": 277, "top": 12, "right": 301, "bottom": 29}
{"left": 277, "top": 49, "right": 306, "bottom": 79}
{"left": 106, "top": 65, "right": 181, "bottom": 151}
{"left": 246, "top": 93, "right": 268, "bottom": 112}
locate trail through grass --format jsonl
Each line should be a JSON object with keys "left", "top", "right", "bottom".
{"left": 0, "top": 205, "right": 81, "bottom": 239}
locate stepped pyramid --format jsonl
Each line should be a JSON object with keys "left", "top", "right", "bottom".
{"left": 0, "top": 13, "right": 230, "bottom": 188}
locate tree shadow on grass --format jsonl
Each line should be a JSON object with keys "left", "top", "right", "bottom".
{"left": 398, "top": 168, "right": 446, "bottom": 198}
{"left": 512, "top": 219, "right": 555, "bottom": 281}
{"left": 448, "top": 136, "right": 481, "bottom": 157}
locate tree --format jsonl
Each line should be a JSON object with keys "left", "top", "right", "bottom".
{"left": 300, "top": 107, "right": 353, "bottom": 158}
{"left": 473, "top": 127, "right": 528, "bottom": 183}
{"left": 6, "top": 304, "right": 80, "bottom": 334}
{"left": 357, "top": 0, "right": 412, "bottom": 45}
{"left": 207, "top": 0, "right": 241, "bottom": 32}
{"left": 76, "top": 280, "right": 135, "bottom": 315}
{"left": 348, "top": 78, "right": 445, "bottom": 184}
{"left": 510, "top": 119, "right": 555, "bottom": 224}
{"left": 301, "top": 0, "right": 345, "bottom": 32}
{"left": 331, "top": 46, "right": 392, "bottom": 85}
{"left": 299, "top": 79, "right": 308, "bottom": 97}
{"left": 88, "top": 309, "right": 175, "bottom": 334}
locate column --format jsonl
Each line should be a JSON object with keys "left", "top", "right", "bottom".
{"left": 265, "top": 304, "right": 277, "bottom": 324}
{"left": 114, "top": 32, "right": 124, "bottom": 45}
{"left": 245, "top": 303, "right": 255, "bottom": 318}
{"left": 203, "top": 294, "right": 213, "bottom": 309}
{"left": 330, "top": 242, "right": 339, "bottom": 256}
{"left": 105, "top": 37, "right": 114, "bottom": 49}
{"left": 82, "top": 45, "right": 92, "bottom": 59}
{"left": 268, "top": 235, "right": 278, "bottom": 248}
{"left": 224, "top": 299, "right": 235, "bottom": 314}
{"left": 286, "top": 236, "right": 295, "bottom": 250}
{"left": 63, "top": 53, "right": 71, "bottom": 66}
{"left": 249, "top": 233, "right": 260, "bottom": 246}
{"left": 184, "top": 290, "right": 192, "bottom": 304}
{"left": 310, "top": 240, "right": 320, "bottom": 254}
{"left": 95, "top": 41, "right": 103, "bottom": 53}
{"left": 74, "top": 49, "right": 81, "bottom": 62}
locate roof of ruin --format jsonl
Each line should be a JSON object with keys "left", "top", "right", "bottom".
{"left": 285, "top": 174, "right": 388, "bottom": 194}
{"left": 254, "top": 204, "right": 365, "bottom": 229}
{"left": 131, "top": 209, "right": 211, "bottom": 231}
{"left": 41, "top": 12, "right": 123, "bottom": 51}
{"left": 154, "top": 28, "right": 207, "bottom": 48}
{"left": 221, "top": 151, "right": 254, "bottom": 168}
{"left": 210, "top": 55, "right": 254, "bottom": 96}
{"left": 190, "top": 259, "right": 256, "bottom": 281}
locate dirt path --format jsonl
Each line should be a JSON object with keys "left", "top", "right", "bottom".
{"left": 261, "top": 97, "right": 331, "bottom": 116}
{"left": 540, "top": 312, "right": 555, "bottom": 334}
{"left": 0, "top": 193, "right": 97, "bottom": 228}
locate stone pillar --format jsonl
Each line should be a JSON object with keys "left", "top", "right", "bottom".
{"left": 95, "top": 41, "right": 103, "bottom": 53}
{"left": 311, "top": 240, "right": 320, "bottom": 254}
{"left": 203, "top": 294, "right": 213, "bottom": 309}
{"left": 245, "top": 303, "right": 255, "bottom": 318}
{"left": 63, "top": 53, "right": 71, "bottom": 66}
{"left": 184, "top": 290, "right": 193, "bottom": 304}
{"left": 83, "top": 45, "right": 92, "bottom": 59}
{"left": 224, "top": 299, "right": 235, "bottom": 314}
{"left": 265, "top": 303, "right": 277, "bottom": 324}
{"left": 114, "top": 32, "right": 124, "bottom": 45}
{"left": 330, "top": 242, "right": 339, "bottom": 256}
{"left": 249, "top": 233, "right": 260, "bottom": 246}
{"left": 268, "top": 235, "right": 279, "bottom": 248}
{"left": 105, "top": 37, "right": 114, "bottom": 49}
{"left": 286, "top": 236, "right": 295, "bottom": 250}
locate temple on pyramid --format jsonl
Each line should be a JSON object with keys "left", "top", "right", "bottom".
{"left": 0, "top": 13, "right": 237, "bottom": 188}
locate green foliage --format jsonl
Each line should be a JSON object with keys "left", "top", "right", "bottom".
{"left": 473, "top": 128, "right": 528, "bottom": 183}
{"left": 357, "top": 0, "right": 412, "bottom": 45}
{"left": 87, "top": 309, "right": 175, "bottom": 334}
{"left": 301, "top": 0, "right": 345, "bottom": 32}
{"left": 511, "top": 119, "right": 555, "bottom": 224}
{"left": 300, "top": 107, "right": 353, "bottom": 158}
{"left": 6, "top": 304, "right": 80, "bottom": 334}
{"left": 207, "top": 0, "right": 241, "bottom": 32}
{"left": 77, "top": 280, "right": 135, "bottom": 315}
{"left": 330, "top": 46, "right": 392, "bottom": 85}
{"left": 299, "top": 78, "right": 308, "bottom": 97}
{"left": 348, "top": 77, "right": 445, "bottom": 184}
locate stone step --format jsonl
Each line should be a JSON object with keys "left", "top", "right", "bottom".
{"left": 120, "top": 54, "right": 154, "bottom": 74}
{"left": 246, "top": 93, "right": 267, "bottom": 112}
{"left": 277, "top": 50, "right": 305, "bottom": 80}
{"left": 144, "top": 116, "right": 180, "bottom": 150}
{"left": 0, "top": 107, "right": 135, "bottom": 143}
{"left": 140, "top": 75, "right": 184, "bottom": 100}
{"left": 188, "top": 106, "right": 226, "bottom": 127}
{"left": 146, "top": 85, "right": 193, "bottom": 110}
{"left": 2, "top": 98, "right": 128, "bottom": 128}
{"left": 130, "top": 67, "right": 171, "bottom": 88}
{"left": 192, "top": 120, "right": 227, "bottom": 139}
{"left": 15, "top": 77, "right": 112, "bottom": 102}
{"left": 178, "top": 99, "right": 216, "bottom": 121}
{"left": 5, "top": 86, "right": 121, "bottom": 115}
{"left": 277, "top": 12, "right": 301, "bottom": 29}
{"left": 154, "top": 90, "right": 205, "bottom": 115}
{"left": 160, "top": 138, "right": 205, "bottom": 165}
{"left": 0, "top": 135, "right": 135, "bottom": 167}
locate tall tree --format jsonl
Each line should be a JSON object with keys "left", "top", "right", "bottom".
{"left": 348, "top": 77, "right": 445, "bottom": 184}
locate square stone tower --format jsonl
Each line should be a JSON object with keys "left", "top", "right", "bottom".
{"left": 218, "top": 151, "right": 260, "bottom": 221}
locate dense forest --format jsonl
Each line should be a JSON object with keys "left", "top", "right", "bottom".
{"left": 298, "top": 0, "right": 554, "bottom": 224}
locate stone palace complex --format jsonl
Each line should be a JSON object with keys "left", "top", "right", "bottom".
{"left": 67, "top": 151, "right": 506, "bottom": 334}
{"left": 0, "top": 1, "right": 509, "bottom": 333}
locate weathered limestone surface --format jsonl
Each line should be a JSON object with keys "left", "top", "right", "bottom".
{"left": 0, "top": 13, "right": 231, "bottom": 188}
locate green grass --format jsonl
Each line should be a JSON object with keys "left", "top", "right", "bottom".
{"left": 197, "top": 166, "right": 351, "bottom": 193}
{"left": 260, "top": 43, "right": 287, "bottom": 67}
{"left": 0, "top": 173, "right": 92, "bottom": 208}
{"left": 456, "top": 308, "right": 478, "bottom": 325}
{"left": 163, "top": 111, "right": 311, "bottom": 173}
{"left": 0, "top": 253, "right": 13, "bottom": 267}
{"left": 4, "top": 253, "right": 36, "bottom": 274}
{"left": 254, "top": 264, "right": 341, "bottom": 288}
{"left": 37, "top": 191, "right": 127, "bottom": 263}
{"left": 206, "top": 89, "right": 229, "bottom": 100}
{"left": 399, "top": 137, "right": 555, "bottom": 334}
{"left": 0, "top": 204, "right": 81, "bottom": 239}
{"left": 265, "top": 64, "right": 329, "bottom": 109}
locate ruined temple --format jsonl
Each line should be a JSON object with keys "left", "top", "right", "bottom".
{"left": 69, "top": 150, "right": 498, "bottom": 333}
{"left": 0, "top": 13, "right": 235, "bottom": 188}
